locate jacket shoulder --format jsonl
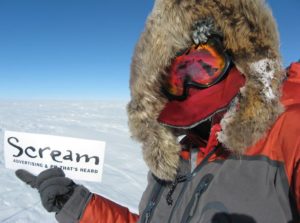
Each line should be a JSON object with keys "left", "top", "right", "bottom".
{"left": 279, "top": 61, "right": 300, "bottom": 141}
{"left": 281, "top": 62, "right": 300, "bottom": 108}
{"left": 269, "top": 62, "right": 300, "bottom": 152}
{"left": 271, "top": 102, "right": 300, "bottom": 166}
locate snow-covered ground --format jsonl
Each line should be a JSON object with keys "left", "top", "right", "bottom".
{"left": 0, "top": 101, "right": 148, "bottom": 223}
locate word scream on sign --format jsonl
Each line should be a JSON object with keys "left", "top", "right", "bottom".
{"left": 8, "top": 137, "right": 100, "bottom": 165}
{"left": 4, "top": 131, "right": 106, "bottom": 182}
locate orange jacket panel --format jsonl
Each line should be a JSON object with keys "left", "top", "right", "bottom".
{"left": 80, "top": 194, "right": 139, "bottom": 223}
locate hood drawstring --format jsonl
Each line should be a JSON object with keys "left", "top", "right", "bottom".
{"left": 166, "top": 175, "right": 190, "bottom": 206}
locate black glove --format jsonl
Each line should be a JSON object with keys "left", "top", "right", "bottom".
{"left": 15, "top": 167, "right": 77, "bottom": 213}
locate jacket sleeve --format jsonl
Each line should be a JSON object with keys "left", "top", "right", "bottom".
{"left": 286, "top": 110, "right": 300, "bottom": 214}
{"left": 79, "top": 194, "right": 139, "bottom": 223}
{"left": 55, "top": 186, "right": 139, "bottom": 223}
{"left": 278, "top": 104, "right": 300, "bottom": 215}
{"left": 280, "top": 62, "right": 300, "bottom": 215}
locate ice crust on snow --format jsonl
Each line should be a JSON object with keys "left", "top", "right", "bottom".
{"left": 0, "top": 101, "right": 148, "bottom": 223}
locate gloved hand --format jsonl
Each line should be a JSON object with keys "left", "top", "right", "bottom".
{"left": 15, "top": 167, "right": 77, "bottom": 213}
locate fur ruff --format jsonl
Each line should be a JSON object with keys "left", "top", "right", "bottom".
{"left": 127, "top": 0, "right": 284, "bottom": 181}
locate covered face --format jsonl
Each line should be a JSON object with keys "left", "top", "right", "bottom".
{"left": 158, "top": 67, "right": 245, "bottom": 129}
{"left": 127, "top": 0, "right": 284, "bottom": 181}
{"left": 158, "top": 35, "right": 245, "bottom": 129}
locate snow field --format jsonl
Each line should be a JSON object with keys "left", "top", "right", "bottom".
{"left": 0, "top": 101, "right": 148, "bottom": 223}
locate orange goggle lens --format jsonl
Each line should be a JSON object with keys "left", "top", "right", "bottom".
{"left": 164, "top": 39, "right": 230, "bottom": 100}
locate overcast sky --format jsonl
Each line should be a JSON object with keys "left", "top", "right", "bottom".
{"left": 0, "top": 0, "right": 299, "bottom": 100}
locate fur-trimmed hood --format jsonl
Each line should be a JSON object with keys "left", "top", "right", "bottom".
{"left": 127, "top": 0, "right": 285, "bottom": 181}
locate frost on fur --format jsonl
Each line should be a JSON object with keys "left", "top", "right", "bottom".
{"left": 217, "top": 97, "right": 239, "bottom": 145}
{"left": 249, "top": 59, "right": 277, "bottom": 101}
{"left": 192, "top": 18, "right": 220, "bottom": 45}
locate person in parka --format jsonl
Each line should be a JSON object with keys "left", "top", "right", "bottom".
{"left": 16, "top": 0, "right": 300, "bottom": 222}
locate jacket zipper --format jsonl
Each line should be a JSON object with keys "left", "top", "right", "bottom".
{"left": 144, "top": 201, "right": 155, "bottom": 223}
{"left": 167, "top": 145, "right": 220, "bottom": 223}
{"left": 180, "top": 174, "right": 214, "bottom": 223}
{"left": 141, "top": 179, "right": 164, "bottom": 223}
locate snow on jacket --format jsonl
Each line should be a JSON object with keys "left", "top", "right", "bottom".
{"left": 55, "top": 62, "right": 300, "bottom": 223}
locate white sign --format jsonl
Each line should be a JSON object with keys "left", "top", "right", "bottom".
{"left": 4, "top": 131, "right": 106, "bottom": 182}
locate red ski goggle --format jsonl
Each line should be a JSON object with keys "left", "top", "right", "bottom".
{"left": 162, "top": 38, "right": 232, "bottom": 101}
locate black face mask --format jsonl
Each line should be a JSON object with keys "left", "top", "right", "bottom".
{"left": 189, "top": 119, "right": 212, "bottom": 141}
